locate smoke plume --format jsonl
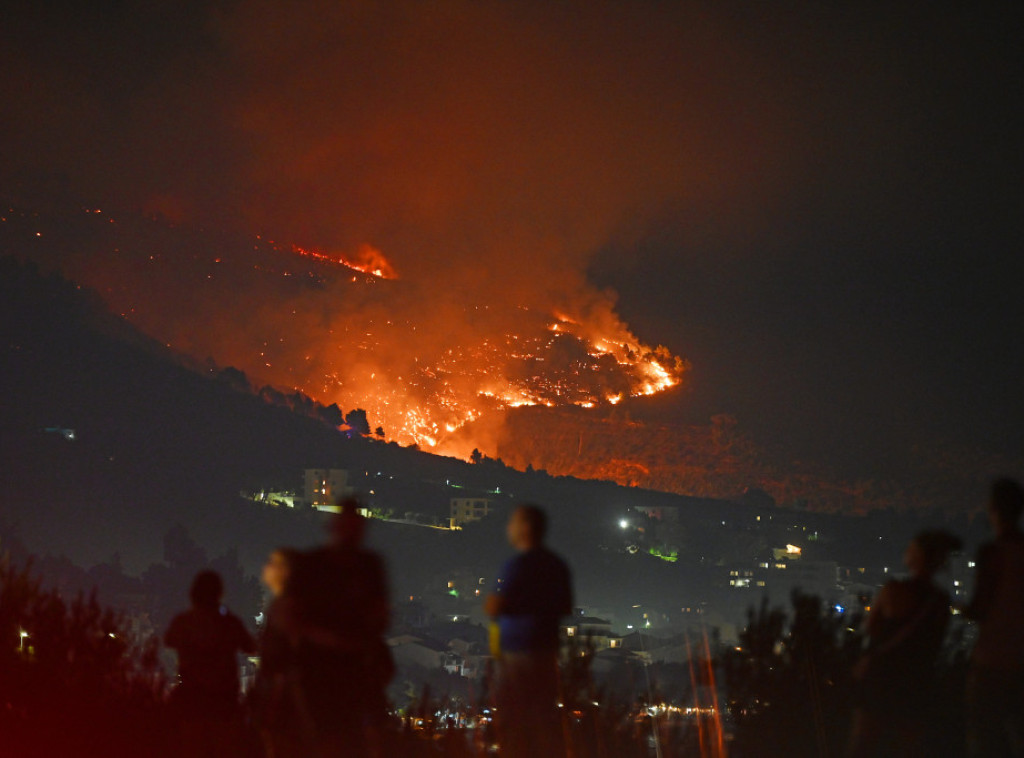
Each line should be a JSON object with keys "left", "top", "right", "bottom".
{"left": 2, "top": 1, "right": 784, "bottom": 453}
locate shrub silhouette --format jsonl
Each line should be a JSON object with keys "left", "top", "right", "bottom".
{"left": 0, "top": 560, "right": 170, "bottom": 758}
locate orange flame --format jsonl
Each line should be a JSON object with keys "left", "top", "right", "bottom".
{"left": 291, "top": 243, "right": 398, "bottom": 279}
{"left": 253, "top": 239, "right": 684, "bottom": 454}
{"left": 342, "top": 316, "right": 685, "bottom": 454}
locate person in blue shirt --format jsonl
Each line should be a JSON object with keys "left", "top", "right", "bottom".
{"left": 485, "top": 504, "right": 573, "bottom": 758}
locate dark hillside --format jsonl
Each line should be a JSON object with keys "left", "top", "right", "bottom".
{"left": 1, "top": 257, "right": 979, "bottom": 633}
{"left": 0, "top": 258, "right": 722, "bottom": 604}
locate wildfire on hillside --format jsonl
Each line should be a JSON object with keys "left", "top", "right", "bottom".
{"left": 4, "top": 204, "right": 686, "bottom": 459}
{"left": 307, "top": 297, "right": 686, "bottom": 454}
{"left": 291, "top": 243, "right": 399, "bottom": 280}
{"left": 261, "top": 236, "right": 687, "bottom": 454}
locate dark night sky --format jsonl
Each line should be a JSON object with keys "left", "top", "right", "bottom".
{"left": 588, "top": 3, "right": 1024, "bottom": 471}
{"left": 2, "top": 1, "right": 1022, "bottom": 479}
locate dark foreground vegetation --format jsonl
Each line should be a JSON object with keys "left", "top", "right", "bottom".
{"left": 2, "top": 555, "right": 972, "bottom": 758}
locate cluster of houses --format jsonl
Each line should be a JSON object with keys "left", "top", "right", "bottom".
{"left": 247, "top": 468, "right": 497, "bottom": 531}
{"left": 385, "top": 607, "right": 735, "bottom": 686}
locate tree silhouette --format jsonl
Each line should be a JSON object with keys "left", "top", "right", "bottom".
{"left": 162, "top": 523, "right": 207, "bottom": 570}
{"left": 723, "top": 592, "right": 862, "bottom": 757}
{"left": 724, "top": 591, "right": 971, "bottom": 757}
{"left": 345, "top": 408, "right": 371, "bottom": 435}
{"left": 0, "top": 561, "right": 170, "bottom": 757}
{"left": 318, "top": 402, "right": 344, "bottom": 427}
{"left": 215, "top": 366, "right": 250, "bottom": 393}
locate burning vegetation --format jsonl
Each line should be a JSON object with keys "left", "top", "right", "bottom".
{"left": 7, "top": 204, "right": 1016, "bottom": 513}
{"left": 314, "top": 304, "right": 686, "bottom": 453}
{"left": 290, "top": 243, "right": 399, "bottom": 280}
{"left": 3, "top": 203, "right": 685, "bottom": 459}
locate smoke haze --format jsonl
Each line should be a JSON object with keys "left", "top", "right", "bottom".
{"left": 4, "top": 1, "right": 1022, "bottom": 478}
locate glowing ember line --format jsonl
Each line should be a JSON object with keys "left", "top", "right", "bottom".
{"left": 291, "top": 243, "right": 398, "bottom": 279}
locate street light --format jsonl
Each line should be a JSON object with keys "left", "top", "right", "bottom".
{"left": 19, "top": 630, "right": 28, "bottom": 652}
{"left": 619, "top": 519, "right": 629, "bottom": 530}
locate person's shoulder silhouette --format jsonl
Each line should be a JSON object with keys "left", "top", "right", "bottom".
{"left": 287, "top": 502, "right": 389, "bottom": 641}
{"left": 165, "top": 571, "right": 255, "bottom": 704}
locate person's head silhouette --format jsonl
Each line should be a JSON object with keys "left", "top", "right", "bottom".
{"left": 190, "top": 570, "right": 223, "bottom": 611}
{"left": 262, "top": 548, "right": 298, "bottom": 598}
{"left": 507, "top": 504, "right": 547, "bottom": 551}
{"left": 904, "top": 530, "right": 962, "bottom": 578}
{"left": 328, "top": 498, "right": 367, "bottom": 548}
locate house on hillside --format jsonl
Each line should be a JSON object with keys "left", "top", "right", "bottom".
{"left": 442, "top": 650, "right": 488, "bottom": 679}
{"left": 563, "top": 616, "right": 614, "bottom": 652}
{"left": 304, "top": 468, "right": 356, "bottom": 511}
{"left": 388, "top": 635, "right": 449, "bottom": 670}
{"left": 449, "top": 497, "right": 492, "bottom": 528}
{"left": 591, "top": 646, "right": 644, "bottom": 677}
{"left": 388, "top": 632, "right": 490, "bottom": 680}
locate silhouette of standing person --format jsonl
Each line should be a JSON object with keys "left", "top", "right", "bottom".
{"left": 165, "top": 570, "right": 256, "bottom": 758}
{"left": 262, "top": 547, "right": 298, "bottom": 600}
{"left": 284, "top": 500, "right": 392, "bottom": 758}
{"left": 964, "top": 478, "right": 1024, "bottom": 757}
{"left": 253, "top": 548, "right": 301, "bottom": 758}
{"left": 846, "top": 530, "right": 961, "bottom": 757}
{"left": 485, "top": 504, "right": 573, "bottom": 758}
